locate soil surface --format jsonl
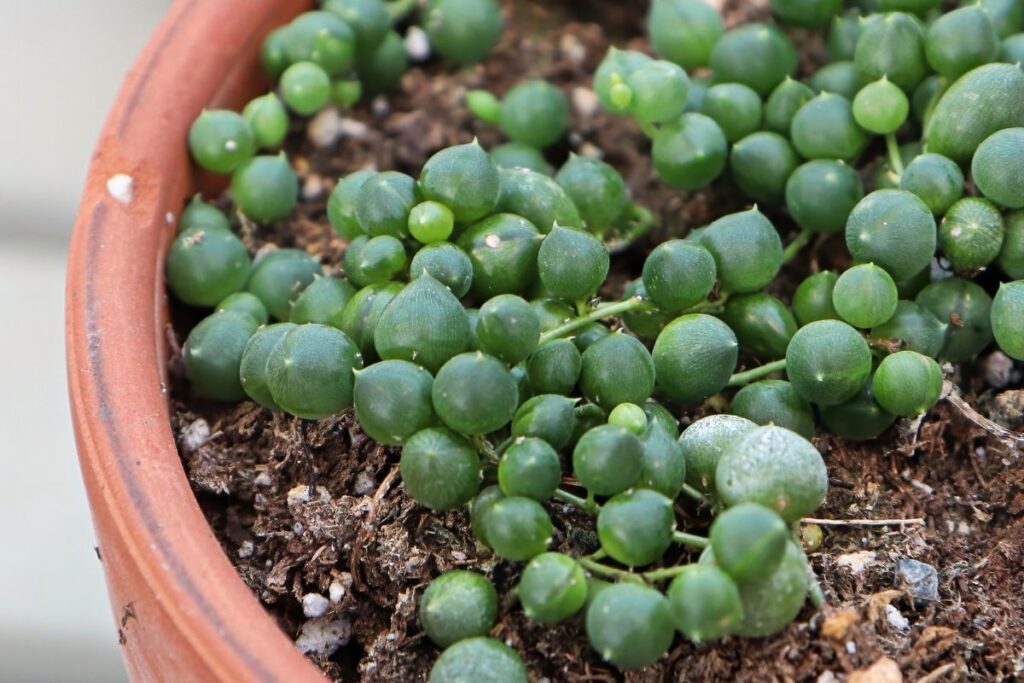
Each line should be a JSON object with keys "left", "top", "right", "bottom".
{"left": 170, "top": 1, "right": 1024, "bottom": 680}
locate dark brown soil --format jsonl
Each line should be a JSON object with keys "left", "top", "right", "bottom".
{"left": 170, "top": 1, "right": 1024, "bottom": 681}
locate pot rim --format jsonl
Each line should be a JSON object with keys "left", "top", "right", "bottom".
{"left": 66, "top": 0, "right": 323, "bottom": 680}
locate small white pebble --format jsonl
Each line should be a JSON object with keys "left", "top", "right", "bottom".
{"left": 559, "top": 34, "right": 586, "bottom": 65}
{"left": 302, "top": 593, "right": 331, "bottom": 618}
{"left": 353, "top": 471, "right": 376, "bottom": 496}
{"left": 578, "top": 142, "right": 603, "bottom": 159}
{"left": 238, "top": 540, "right": 254, "bottom": 559}
{"left": 885, "top": 604, "right": 910, "bottom": 632}
{"left": 836, "top": 550, "right": 877, "bottom": 575}
{"left": 451, "top": 551, "right": 467, "bottom": 562}
{"left": 909, "top": 479, "right": 934, "bottom": 496}
{"left": 405, "top": 26, "right": 431, "bottom": 62}
{"left": 572, "top": 87, "right": 600, "bottom": 118}
{"left": 981, "top": 351, "right": 1014, "bottom": 389}
{"left": 287, "top": 485, "right": 312, "bottom": 506}
{"left": 329, "top": 581, "right": 346, "bottom": 603}
{"left": 307, "top": 107, "right": 345, "bottom": 148}
{"left": 180, "top": 418, "right": 210, "bottom": 453}
{"left": 106, "top": 174, "right": 134, "bottom": 204}
{"left": 287, "top": 484, "right": 330, "bottom": 508}
{"left": 339, "top": 118, "right": 369, "bottom": 139}
{"left": 254, "top": 471, "right": 273, "bottom": 488}
{"left": 295, "top": 617, "right": 351, "bottom": 656}
{"left": 817, "top": 673, "right": 838, "bottom": 683}
{"left": 302, "top": 175, "right": 326, "bottom": 201}
{"left": 845, "top": 641, "right": 857, "bottom": 654}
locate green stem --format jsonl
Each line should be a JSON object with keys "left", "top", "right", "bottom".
{"left": 386, "top": 0, "right": 418, "bottom": 23}
{"left": 679, "top": 483, "right": 709, "bottom": 505}
{"left": 672, "top": 530, "right": 709, "bottom": 549}
{"left": 538, "top": 297, "right": 647, "bottom": 344}
{"left": 472, "top": 436, "right": 501, "bottom": 465}
{"left": 579, "top": 558, "right": 641, "bottom": 582}
{"left": 642, "top": 564, "right": 695, "bottom": 582}
{"left": 606, "top": 204, "right": 657, "bottom": 248}
{"left": 727, "top": 358, "right": 787, "bottom": 387}
{"left": 637, "top": 120, "right": 659, "bottom": 140}
{"left": 629, "top": 204, "right": 656, "bottom": 237}
{"left": 885, "top": 133, "right": 905, "bottom": 178}
{"left": 688, "top": 292, "right": 731, "bottom": 315}
{"left": 553, "top": 488, "right": 600, "bottom": 515}
{"left": 781, "top": 228, "right": 814, "bottom": 265}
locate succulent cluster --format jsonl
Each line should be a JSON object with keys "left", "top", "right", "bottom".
{"left": 169, "top": 0, "right": 1024, "bottom": 679}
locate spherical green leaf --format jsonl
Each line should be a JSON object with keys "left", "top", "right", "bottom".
{"left": 925, "top": 63, "right": 1024, "bottom": 164}
{"left": 238, "top": 322, "right": 295, "bottom": 409}
{"left": 354, "top": 360, "right": 435, "bottom": 445}
{"left": 790, "top": 93, "right": 867, "bottom": 162}
{"left": 423, "top": 0, "right": 503, "bottom": 66}
{"left": 873, "top": 350, "right": 943, "bottom": 416}
{"left": 710, "top": 503, "right": 788, "bottom": 582}
{"left": 679, "top": 414, "right": 757, "bottom": 495}
{"left": 401, "top": 427, "right": 481, "bottom": 510}
{"left": 419, "top": 571, "right": 498, "bottom": 648}
{"left": 972, "top": 127, "right": 1024, "bottom": 209}
{"left": 939, "top": 197, "right": 1006, "bottom": 272}
{"left": 716, "top": 425, "right": 827, "bottom": 522}
{"left": 231, "top": 154, "right": 298, "bottom": 223}
{"left": 518, "top": 553, "right": 587, "bottom": 625}
{"left": 572, "top": 424, "right": 644, "bottom": 496}
{"left": 792, "top": 271, "right": 840, "bottom": 326}
{"left": 992, "top": 280, "right": 1024, "bottom": 360}
{"left": 709, "top": 23, "right": 798, "bottom": 96}
{"left": 428, "top": 638, "right": 527, "bottom": 683}
{"left": 457, "top": 214, "right": 542, "bottom": 299}
{"left": 915, "top": 277, "right": 994, "bottom": 361}
{"left": 184, "top": 311, "right": 260, "bottom": 402}
{"left": 845, "top": 190, "right": 937, "bottom": 282}
{"left": 926, "top": 6, "right": 1001, "bottom": 80}
{"left": 651, "top": 113, "right": 728, "bottom": 190}
{"left": 537, "top": 226, "right": 610, "bottom": 302}
{"left": 580, "top": 333, "right": 656, "bottom": 410}
{"left": 667, "top": 565, "right": 743, "bottom": 642}
{"left": 498, "top": 438, "right": 561, "bottom": 501}
{"left": 511, "top": 394, "right": 578, "bottom": 450}
{"left": 597, "top": 489, "right": 676, "bottom": 567}
{"left": 647, "top": 0, "right": 724, "bottom": 69}
{"left": 420, "top": 141, "right": 501, "bottom": 224}
{"left": 266, "top": 324, "right": 360, "bottom": 419}
{"left": 246, "top": 248, "right": 322, "bottom": 322}
{"left": 585, "top": 583, "right": 674, "bottom": 670}
{"left": 433, "top": 352, "right": 518, "bottom": 435}
{"left": 653, "top": 314, "right": 739, "bottom": 403}
{"left": 167, "top": 227, "right": 251, "bottom": 308}
{"left": 482, "top": 496, "right": 553, "bottom": 561}
{"left": 731, "top": 380, "right": 815, "bottom": 439}
{"left": 786, "top": 319, "right": 872, "bottom": 405}
{"left": 900, "top": 153, "right": 964, "bottom": 215}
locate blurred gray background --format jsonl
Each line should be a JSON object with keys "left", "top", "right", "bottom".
{"left": 1, "top": 1, "right": 170, "bottom": 681}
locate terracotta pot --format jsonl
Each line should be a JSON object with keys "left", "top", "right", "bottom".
{"left": 66, "top": 0, "right": 325, "bottom": 680}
